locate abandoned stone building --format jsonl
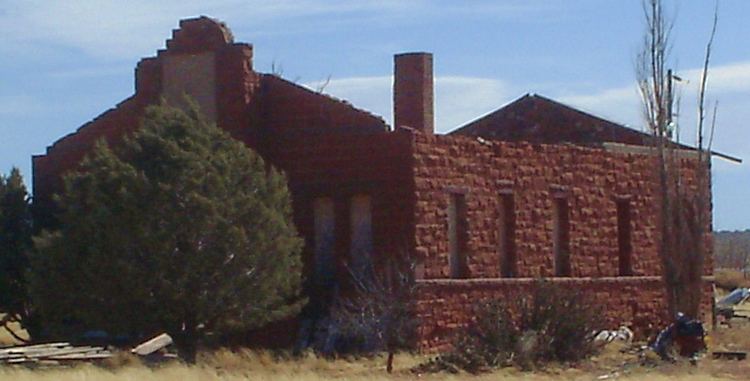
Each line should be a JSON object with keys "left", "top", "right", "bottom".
{"left": 33, "top": 17, "right": 714, "bottom": 349}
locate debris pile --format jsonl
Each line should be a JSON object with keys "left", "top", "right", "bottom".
{"left": 593, "top": 326, "right": 634, "bottom": 346}
{"left": 717, "top": 288, "right": 750, "bottom": 320}
{"left": 0, "top": 342, "right": 112, "bottom": 366}
{"left": 0, "top": 333, "right": 177, "bottom": 367}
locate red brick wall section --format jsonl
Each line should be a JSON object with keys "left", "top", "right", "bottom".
{"left": 412, "top": 133, "right": 711, "bottom": 279}
{"left": 415, "top": 277, "right": 714, "bottom": 351}
{"left": 214, "top": 43, "right": 259, "bottom": 145}
{"left": 410, "top": 132, "right": 714, "bottom": 349}
{"left": 164, "top": 16, "right": 234, "bottom": 54}
{"left": 259, "top": 75, "right": 388, "bottom": 137}
{"left": 266, "top": 130, "right": 415, "bottom": 281}
{"left": 32, "top": 18, "right": 260, "bottom": 222}
{"left": 32, "top": 96, "right": 150, "bottom": 222}
{"left": 394, "top": 53, "right": 434, "bottom": 133}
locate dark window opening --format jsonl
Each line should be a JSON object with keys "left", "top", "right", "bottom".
{"left": 499, "top": 193, "right": 517, "bottom": 277}
{"left": 617, "top": 199, "right": 633, "bottom": 276}
{"left": 553, "top": 197, "right": 571, "bottom": 277}
{"left": 448, "top": 193, "right": 468, "bottom": 278}
{"left": 313, "top": 197, "right": 336, "bottom": 285}
{"left": 349, "top": 194, "right": 373, "bottom": 276}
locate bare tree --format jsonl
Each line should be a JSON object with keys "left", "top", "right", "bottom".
{"left": 636, "top": 0, "right": 718, "bottom": 319}
{"left": 330, "top": 256, "right": 419, "bottom": 373}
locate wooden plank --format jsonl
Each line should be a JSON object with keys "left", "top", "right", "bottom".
{"left": 46, "top": 352, "right": 112, "bottom": 360}
{"left": 1, "top": 346, "right": 76, "bottom": 356}
{"left": 35, "top": 348, "right": 103, "bottom": 357}
{"left": 712, "top": 351, "right": 748, "bottom": 360}
{"left": 6, "top": 357, "right": 37, "bottom": 364}
{"left": 132, "top": 333, "right": 173, "bottom": 356}
{"left": 25, "top": 346, "right": 106, "bottom": 359}
{"left": 0, "top": 342, "right": 70, "bottom": 354}
{"left": 0, "top": 346, "right": 109, "bottom": 363}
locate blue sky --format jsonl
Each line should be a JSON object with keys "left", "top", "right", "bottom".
{"left": 1, "top": 0, "right": 748, "bottom": 230}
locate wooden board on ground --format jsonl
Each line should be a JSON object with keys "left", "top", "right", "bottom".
{"left": 712, "top": 351, "right": 747, "bottom": 360}
{"left": 132, "top": 333, "right": 173, "bottom": 356}
{"left": 0, "top": 341, "right": 112, "bottom": 365}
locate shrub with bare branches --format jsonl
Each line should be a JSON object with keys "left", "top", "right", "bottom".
{"left": 423, "top": 280, "right": 603, "bottom": 373}
{"left": 326, "top": 256, "right": 419, "bottom": 373}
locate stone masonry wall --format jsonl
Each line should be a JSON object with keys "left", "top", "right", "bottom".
{"left": 32, "top": 18, "right": 258, "bottom": 227}
{"left": 410, "top": 132, "right": 714, "bottom": 349}
{"left": 267, "top": 130, "right": 415, "bottom": 282}
{"left": 412, "top": 133, "right": 711, "bottom": 279}
{"left": 415, "top": 277, "right": 714, "bottom": 351}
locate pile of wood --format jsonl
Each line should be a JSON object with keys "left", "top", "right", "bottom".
{"left": 0, "top": 342, "right": 112, "bottom": 366}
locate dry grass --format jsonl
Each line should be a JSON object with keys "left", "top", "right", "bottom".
{"left": 715, "top": 269, "right": 750, "bottom": 291}
{"left": 0, "top": 344, "right": 748, "bottom": 381}
{"left": 1, "top": 320, "right": 750, "bottom": 380}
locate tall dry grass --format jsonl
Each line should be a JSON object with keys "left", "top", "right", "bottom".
{"left": 1, "top": 321, "right": 750, "bottom": 380}
{"left": 715, "top": 269, "right": 750, "bottom": 291}
{"left": 0, "top": 349, "right": 747, "bottom": 381}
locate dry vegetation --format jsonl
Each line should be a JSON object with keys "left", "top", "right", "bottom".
{"left": 1, "top": 324, "right": 750, "bottom": 381}
{"left": 715, "top": 269, "right": 750, "bottom": 291}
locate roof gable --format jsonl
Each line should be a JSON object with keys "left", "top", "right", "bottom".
{"left": 450, "top": 94, "right": 650, "bottom": 146}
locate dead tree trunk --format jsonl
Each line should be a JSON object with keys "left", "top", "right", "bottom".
{"left": 637, "top": 0, "right": 718, "bottom": 320}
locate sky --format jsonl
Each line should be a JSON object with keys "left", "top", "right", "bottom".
{"left": 1, "top": 0, "right": 748, "bottom": 230}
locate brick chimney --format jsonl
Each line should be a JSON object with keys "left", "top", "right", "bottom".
{"left": 394, "top": 52, "right": 434, "bottom": 134}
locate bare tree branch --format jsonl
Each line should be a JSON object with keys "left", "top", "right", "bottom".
{"left": 636, "top": 0, "right": 719, "bottom": 320}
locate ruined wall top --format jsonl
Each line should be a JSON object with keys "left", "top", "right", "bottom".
{"left": 164, "top": 16, "right": 235, "bottom": 54}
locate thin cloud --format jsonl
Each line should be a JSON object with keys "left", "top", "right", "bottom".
{"left": 560, "top": 85, "right": 642, "bottom": 128}
{"left": 0, "top": 95, "right": 40, "bottom": 116}
{"left": 558, "top": 60, "right": 750, "bottom": 169}
{"left": 306, "top": 75, "right": 512, "bottom": 132}
{"left": 0, "top": 1, "right": 561, "bottom": 60}
{"left": 46, "top": 66, "right": 130, "bottom": 79}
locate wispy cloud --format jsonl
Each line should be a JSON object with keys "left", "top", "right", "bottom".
{"left": 309, "top": 58, "right": 750, "bottom": 163}
{"left": 0, "top": 1, "right": 560, "bottom": 60}
{"left": 680, "top": 61, "right": 750, "bottom": 94}
{"left": 436, "top": 76, "right": 513, "bottom": 131}
{"left": 306, "top": 75, "right": 512, "bottom": 132}
{"left": 560, "top": 85, "right": 642, "bottom": 128}
{"left": 45, "top": 66, "right": 131, "bottom": 79}
{"left": 0, "top": 95, "right": 40, "bottom": 116}
{"left": 558, "top": 60, "right": 750, "bottom": 166}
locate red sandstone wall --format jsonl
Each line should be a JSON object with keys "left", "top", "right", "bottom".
{"left": 415, "top": 277, "right": 713, "bottom": 350}
{"left": 412, "top": 133, "right": 710, "bottom": 279}
{"left": 410, "top": 133, "right": 714, "bottom": 349}
{"left": 266, "top": 131, "right": 415, "bottom": 282}
{"left": 32, "top": 17, "right": 389, "bottom": 227}
{"left": 259, "top": 75, "right": 387, "bottom": 137}
{"left": 32, "top": 96, "right": 151, "bottom": 224}
{"left": 32, "top": 19, "right": 259, "bottom": 223}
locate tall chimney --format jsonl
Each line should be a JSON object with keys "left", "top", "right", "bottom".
{"left": 394, "top": 52, "right": 434, "bottom": 134}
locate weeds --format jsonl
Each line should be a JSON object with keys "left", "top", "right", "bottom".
{"left": 422, "top": 280, "right": 603, "bottom": 373}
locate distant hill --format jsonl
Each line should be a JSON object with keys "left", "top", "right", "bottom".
{"left": 714, "top": 230, "right": 750, "bottom": 269}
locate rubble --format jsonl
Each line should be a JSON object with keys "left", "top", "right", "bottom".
{"left": 0, "top": 342, "right": 112, "bottom": 365}
{"left": 594, "top": 326, "right": 634, "bottom": 346}
{"left": 717, "top": 288, "right": 750, "bottom": 319}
